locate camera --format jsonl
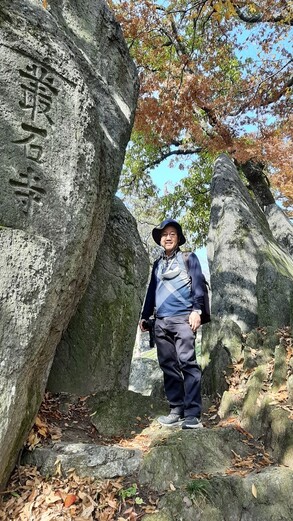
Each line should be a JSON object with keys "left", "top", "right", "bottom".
{"left": 142, "top": 318, "right": 155, "bottom": 331}
{"left": 142, "top": 318, "right": 155, "bottom": 348}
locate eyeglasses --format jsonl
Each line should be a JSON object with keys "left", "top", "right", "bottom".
{"left": 161, "top": 232, "right": 177, "bottom": 238}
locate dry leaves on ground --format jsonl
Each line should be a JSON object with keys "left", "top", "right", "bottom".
{"left": 225, "top": 448, "right": 273, "bottom": 477}
{"left": 0, "top": 466, "right": 158, "bottom": 521}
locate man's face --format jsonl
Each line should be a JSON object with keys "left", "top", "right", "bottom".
{"left": 160, "top": 225, "right": 179, "bottom": 254}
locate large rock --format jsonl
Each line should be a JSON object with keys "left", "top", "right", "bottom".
{"left": 265, "top": 203, "right": 293, "bottom": 257}
{"left": 0, "top": 0, "right": 138, "bottom": 488}
{"left": 207, "top": 154, "right": 293, "bottom": 332}
{"left": 22, "top": 442, "right": 142, "bottom": 479}
{"left": 89, "top": 390, "right": 168, "bottom": 437}
{"left": 201, "top": 317, "right": 243, "bottom": 396}
{"left": 150, "top": 467, "right": 293, "bottom": 521}
{"left": 129, "top": 357, "right": 164, "bottom": 398}
{"left": 48, "top": 197, "right": 149, "bottom": 394}
{"left": 139, "top": 427, "right": 255, "bottom": 492}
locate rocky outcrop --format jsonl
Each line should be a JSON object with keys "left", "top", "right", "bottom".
{"left": 147, "top": 466, "right": 293, "bottom": 521}
{"left": 129, "top": 357, "right": 164, "bottom": 398}
{"left": 0, "top": 0, "right": 138, "bottom": 488}
{"left": 202, "top": 155, "right": 293, "bottom": 397}
{"left": 201, "top": 317, "right": 243, "bottom": 396}
{"left": 48, "top": 197, "right": 149, "bottom": 394}
{"left": 218, "top": 326, "right": 293, "bottom": 468}
{"left": 23, "top": 396, "right": 293, "bottom": 520}
{"left": 139, "top": 427, "right": 255, "bottom": 492}
{"left": 206, "top": 154, "right": 293, "bottom": 332}
{"left": 22, "top": 442, "right": 142, "bottom": 480}
{"left": 89, "top": 390, "right": 168, "bottom": 437}
{"left": 265, "top": 203, "right": 293, "bottom": 257}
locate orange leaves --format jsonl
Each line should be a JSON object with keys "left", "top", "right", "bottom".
{"left": 212, "top": 0, "right": 237, "bottom": 22}
{"left": 110, "top": 0, "right": 292, "bottom": 209}
{"left": 35, "top": 415, "right": 48, "bottom": 437}
{"left": 64, "top": 493, "right": 78, "bottom": 508}
{"left": 225, "top": 449, "right": 273, "bottom": 477}
{"left": 25, "top": 414, "right": 61, "bottom": 451}
{"left": 0, "top": 466, "right": 157, "bottom": 521}
{"left": 26, "top": 416, "right": 50, "bottom": 450}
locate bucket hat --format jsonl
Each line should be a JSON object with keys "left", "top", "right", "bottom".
{"left": 152, "top": 218, "right": 186, "bottom": 246}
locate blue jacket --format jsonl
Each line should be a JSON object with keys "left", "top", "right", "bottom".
{"left": 141, "top": 249, "right": 205, "bottom": 320}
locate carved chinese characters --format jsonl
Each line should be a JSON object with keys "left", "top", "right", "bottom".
{"left": 0, "top": 48, "right": 79, "bottom": 243}
{"left": 9, "top": 64, "right": 58, "bottom": 215}
{"left": 18, "top": 64, "right": 58, "bottom": 125}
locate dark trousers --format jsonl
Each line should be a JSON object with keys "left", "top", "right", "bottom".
{"left": 155, "top": 315, "right": 202, "bottom": 418}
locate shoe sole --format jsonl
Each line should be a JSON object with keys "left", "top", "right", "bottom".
{"left": 182, "top": 423, "right": 203, "bottom": 429}
{"left": 157, "top": 419, "right": 184, "bottom": 427}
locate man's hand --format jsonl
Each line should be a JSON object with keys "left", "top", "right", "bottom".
{"left": 139, "top": 319, "right": 149, "bottom": 332}
{"left": 189, "top": 311, "right": 201, "bottom": 332}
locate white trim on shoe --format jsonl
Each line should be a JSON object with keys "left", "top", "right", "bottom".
{"left": 182, "top": 416, "right": 203, "bottom": 429}
{"left": 157, "top": 413, "right": 184, "bottom": 427}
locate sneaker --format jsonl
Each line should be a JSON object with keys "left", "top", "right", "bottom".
{"left": 157, "top": 413, "right": 184, "bottom": 427}
{"left": 182, "top": 416, "right": 203, "bottom": 429}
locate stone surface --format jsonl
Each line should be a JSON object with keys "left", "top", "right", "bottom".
{"left": 139, "top": 427, "right": 254, "bottom": 493}
{"left": 48, "top": 197, "right": 149, "bottom": 394}
{"left": 201, "top": 317, "right": 243, "bottom": 396}
{"left": 89, "top": 390, "right": 168, "bottom": 437}
{"left": 129, "top": 357, "right": 164, "bottom": 398}
{"left": 207, "top": 154, "right": 293, "bottom": 333}
{"left": 155, "top": 467, "right": 293, "bottom": 521}
{"left": 257, "top": 257, "right": 293, "bottom": 329}
{"left": 288, "top": 374, "right": 293, "bottom": 404}
{"left": 272, "top": 342, "right": 288, "bottom": 390}
{"left": 0, "top": 0, "right": 138, "bottom": 488}
{"left": 21, "top": 368, "right": 293, "bottom": 519}
{"left": 237, "top": 359, "right": 293, "bottom": 468}
{"left": 135, "top": 327, "right": 156, "bottom": 354}
{"left": 22, "top": 442, "right": 142, "bottom": 479}
{"left": 265, "top": 202, "right": 293, "bottom": 257}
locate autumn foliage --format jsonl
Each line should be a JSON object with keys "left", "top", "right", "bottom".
{"left": 109, "top": 0, "right": 292, "bottom": 206}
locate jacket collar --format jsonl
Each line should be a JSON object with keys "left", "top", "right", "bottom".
{"left": 162, "top": 247, "right": 181, "bottom": 261}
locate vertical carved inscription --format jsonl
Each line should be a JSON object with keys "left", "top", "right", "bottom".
{"left": 9, "top": 63, "right": 59, "bottom": 215}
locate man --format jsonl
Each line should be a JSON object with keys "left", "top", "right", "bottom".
{"left": 140, "top": 218, "right": 205, "bottom": 429}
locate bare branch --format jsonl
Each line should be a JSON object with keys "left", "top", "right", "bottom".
{"left": 145, "top": 146, "right": 203, "bottom": 169}
{"left": 232, "top": 60, "right": 293, "bottom": 115}
{"left": 232, "top": 2, "right": 293, "bottom": 26}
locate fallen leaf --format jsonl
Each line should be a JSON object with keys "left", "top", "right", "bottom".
{"left": 45, "top": 491, "right": 62, "bottom": 505}
{"left": 64, "top": 493, "right": 78, "bottom": 507}
{"left": 38, "top": 427, "right": 48, "bottom": 437}
{"left": 252, "top": 484, "right": 257, "bottom": 498}
{"left": 54, "top": 458, "right": 62, "bottom": 477}
{"left": 143, "top": 505, "right": 158, "bottom": 513}
{"left": 35, "top": 416, "right": 48, "bottom": 428}
{"left": 108, "top": 498, "right": 118, "bottom": 508}
{"left": 26, "top": 431, "right": 40, "bottom": 449}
